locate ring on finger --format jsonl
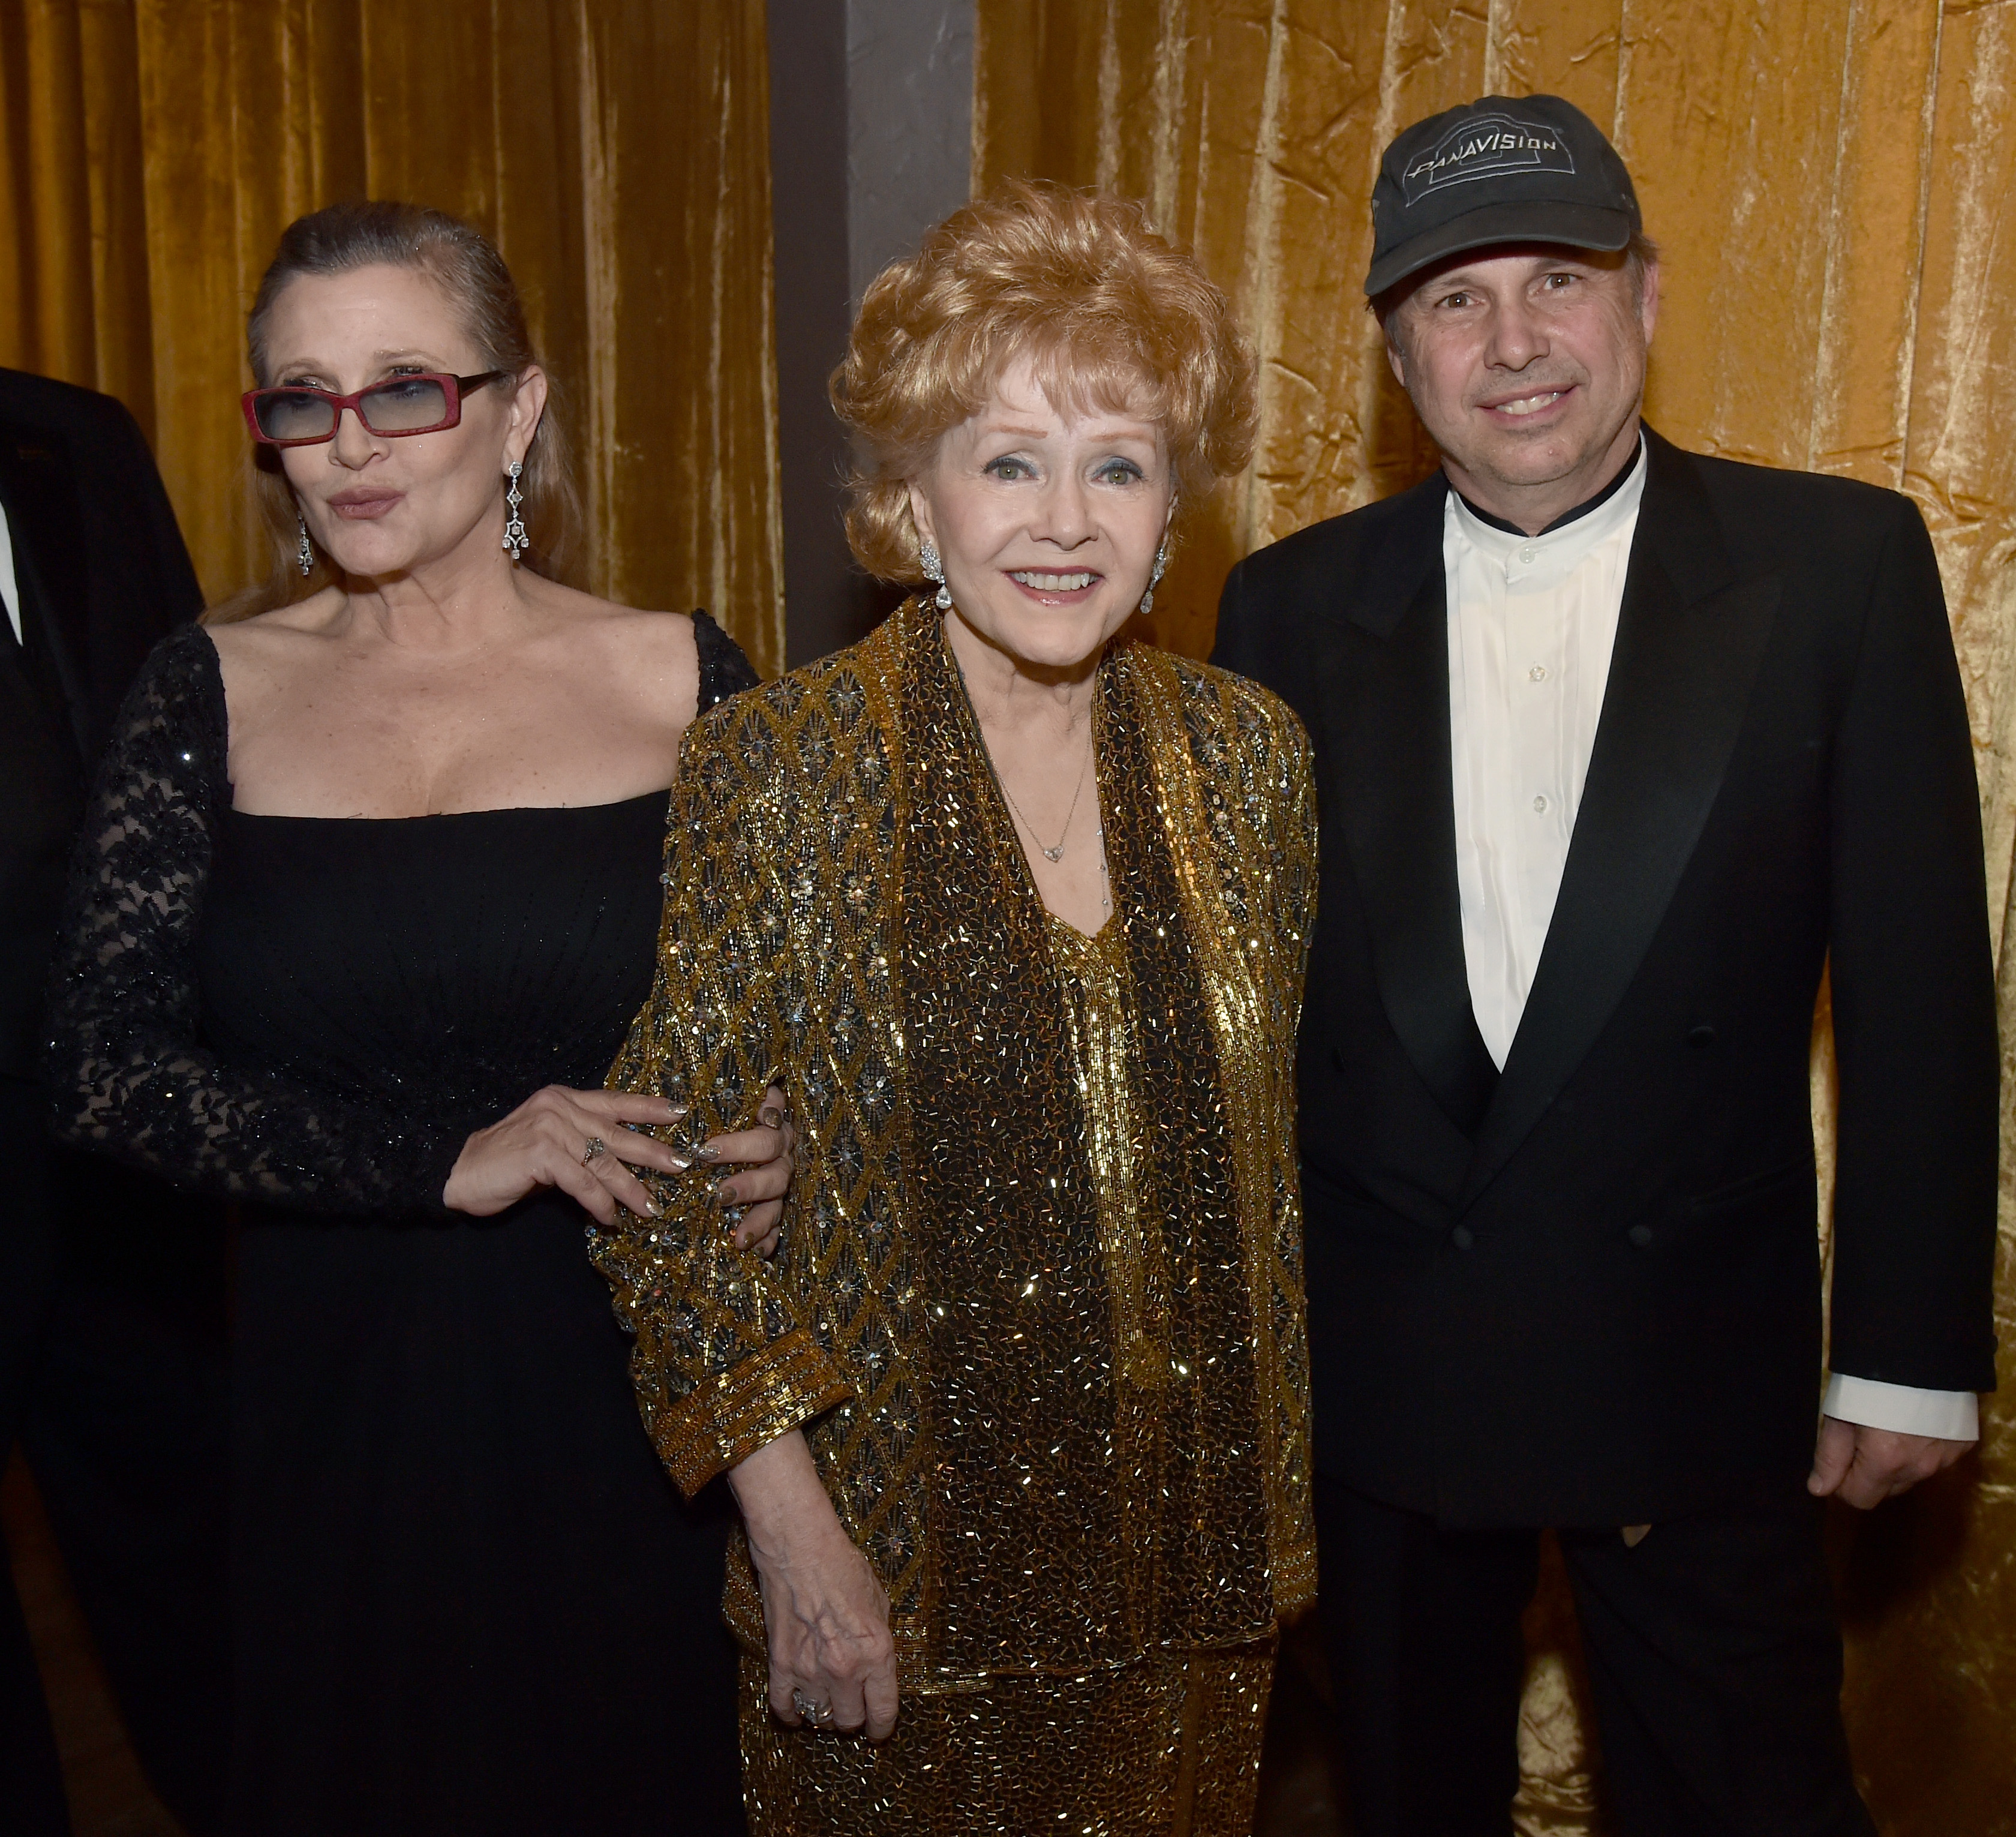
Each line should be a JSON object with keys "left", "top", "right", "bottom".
{"left": 582, "top": 1136, "right": 608, "bottom": 1166}
{"left": 791, "top": 1688, "right": 836, "bottom": 1728}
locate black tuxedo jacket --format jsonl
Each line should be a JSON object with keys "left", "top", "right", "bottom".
{"left": 1212, "top": 428, "right": 1999, "bottom": 1528}
{"left": 0, "top": 367, "right": 203, "bottom": 1076}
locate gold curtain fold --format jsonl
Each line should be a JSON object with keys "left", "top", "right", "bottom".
{"left": 976, "top": 4, "right": 2016, "bottom": 1833}
{"left": 0, "top": 0, "right": 783, "bottom": 676}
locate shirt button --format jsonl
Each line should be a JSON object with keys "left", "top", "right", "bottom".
{"left": 1628, "top": 1224, "right": 1656, "bottom": 1249}
{"left": 1519, "top": 544, "right": 1538, "bottom": 563}
{"left": 1533, "top": 794, "right": 1549, "bottom": 814}
{"left": 1452, "top": 1226, "right": 1476, "bottom": 1251}
{"left": 1528, "top": 665, "right": 1548, "bottom": 683}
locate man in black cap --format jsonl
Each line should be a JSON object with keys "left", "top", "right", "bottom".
{"left": 1213, "top": 95, "right": 1997, "bottom": 1835}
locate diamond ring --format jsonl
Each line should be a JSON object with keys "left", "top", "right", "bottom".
{"left": 581, "top": 1136, "right": 607, "bottom": 1165}
{"left": 791, "top": 1688, "right": 836, "bottom": 1728}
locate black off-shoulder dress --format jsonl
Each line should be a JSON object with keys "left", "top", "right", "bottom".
{"left": 49, "top": 614, "right": 759, "bottom": 1836}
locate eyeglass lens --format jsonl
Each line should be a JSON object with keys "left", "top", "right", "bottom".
{"left": 254, "top": 376, "right": 453, "bottom": 442}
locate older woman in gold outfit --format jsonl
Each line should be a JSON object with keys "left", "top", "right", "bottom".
{"left": 590, "top": 182, "right": 1316, "bottom": 1833}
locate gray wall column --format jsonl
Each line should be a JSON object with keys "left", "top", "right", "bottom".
{"left": 845, "top": 1, "right": 974, "bottom": 309}
{"left": 768, "top": 0, "right": 973, "bottom": 668}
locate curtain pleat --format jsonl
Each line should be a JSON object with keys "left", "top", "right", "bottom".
{"left": 975, "top": 5, "right": 2016, "bottom": 1832}
{"left": 0, "top": 0, "right": 783, "bottom": 674}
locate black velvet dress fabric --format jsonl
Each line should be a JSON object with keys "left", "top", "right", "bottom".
{"left": 50, "top": 613, "right": 760, "bottom": 1836}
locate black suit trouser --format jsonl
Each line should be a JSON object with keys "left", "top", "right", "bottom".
{"left": 1, "top": 1077, "right": 68, "bottom": 1834}
{"left": 1316, "top": 1474, "right": 1875, "bottom": 1837}
{"left": 0, "top": 1075, "right": 230, "bottom": 1835}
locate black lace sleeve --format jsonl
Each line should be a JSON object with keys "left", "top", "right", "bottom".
{"left": 691, "top": 609, "right": 762, "bottom": 709}
{"left": 46, "top": 623, "right": 465, "bottom": 1215}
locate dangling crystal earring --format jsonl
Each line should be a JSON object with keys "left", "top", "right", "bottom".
{"left": 1139, "top": 536, "right": 1170, "bottom": 616}
{"left": 295, "top": 509, "right": 315, "bottom": 578}
{"left": 920, "top": 538, "right": 953, "bottom": 613}
{"left": 501, "top": 461, "right": 528, "bottom": 561}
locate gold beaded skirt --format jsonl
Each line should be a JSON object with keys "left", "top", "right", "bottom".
{"left": 740, "top": 1637, "right": 1278, "bottom": 1835}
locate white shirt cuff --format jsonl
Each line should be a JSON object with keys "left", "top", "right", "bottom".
{"left": 1822, "top": 1372, "right": 1979, "bottom": 1440}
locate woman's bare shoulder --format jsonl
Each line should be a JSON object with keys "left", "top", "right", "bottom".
{"left": 202, "top": 589, "right": 351, "bottom": 667}
{"left": 578, "top": 599, "right": 699, "bottom": 686}
{"left": 534, "top": 581, "right": 695, "bottom": 647}
{"left": 528, "top": 587, "right": 701, "bottom": 731}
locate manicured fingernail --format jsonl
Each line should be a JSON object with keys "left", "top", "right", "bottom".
{"left": 666, "top": 1153, "right": 692, "bottom": 1172}
{"left": 759, "top": 1106, "right": 783, "bottom": 1130}
{"left": 666, "top": 1102, "right": 689, "bottom": 1118}
{"left": 712, "top": 1179, "right": 738, "bottom": 1207}
{"left": 641, "top": 1196, "right": 660, "bottom": 1217}
{"left": 692, "top": 1143, "right": 720, "bottom": 1165}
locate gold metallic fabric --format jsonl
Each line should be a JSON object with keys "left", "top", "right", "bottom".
{"left": 1049, "top": 915, "right": 1167, "bottom": 1397}
{"left": 739, "top": 1635, "right": 1278, "bottom": 1835}
{"left": 976, "top": 4, "right": 2016, "bottom": 1831}
{"left": 0, "top": 0, "right": 783, "bottom": 674}
{"left": 593, "top": 596, "right": 1317, "bottom": 1820}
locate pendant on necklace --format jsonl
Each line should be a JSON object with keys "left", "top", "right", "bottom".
{"left": 1042, "top": 844, "right": 1065, "bottom": 862}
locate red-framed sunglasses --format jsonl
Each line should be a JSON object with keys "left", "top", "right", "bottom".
{"left": 241, "top": 370, "right": 511, "bottom": 446}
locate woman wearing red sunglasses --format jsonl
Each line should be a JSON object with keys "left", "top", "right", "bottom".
{"left": 49, "top": 202, "right": 780, "bottom": 1835}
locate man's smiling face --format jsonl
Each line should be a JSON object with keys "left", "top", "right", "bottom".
{"left": 1384, "top": 242, "right": 1657, "bottom": 525}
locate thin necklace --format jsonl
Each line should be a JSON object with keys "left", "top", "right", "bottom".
{"left": 946, "top": 632, "right": 1104, "bottom": 875}
{"left": 995, "top": 723, "right": 1093, "bottom": 862}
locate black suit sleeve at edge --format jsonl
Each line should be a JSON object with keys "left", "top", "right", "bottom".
{"left": 1824, "top": 494, "right": 2001, "bottom": 1395}
{"left": 110, "top": 396, "right": 205, "bottom": 629}
{"left": 44, "top": 627, "right": 467, "bottom": 1217}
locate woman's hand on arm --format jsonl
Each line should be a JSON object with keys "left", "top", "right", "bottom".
{"left": 444, "top": 1082, "right": 795, "bottom": 1241}
{"left": 701, "top": 1086, "right": 795, "bottom": 1257}
{"left": 443, "top": 1088, "right": 690, "bottom": 1223}
{"left": 731, "top": 1430, "right": 897, "bottom": 1740}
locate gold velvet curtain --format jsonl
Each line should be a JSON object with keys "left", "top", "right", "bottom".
{"left": 0, "top": 0, "right": 783, "bottom": 674}
{"left": 975, "top": 4, "right": 2016, "bottom": 1832}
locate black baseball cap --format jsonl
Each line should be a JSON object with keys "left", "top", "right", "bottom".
{"left": 1365, "top": 94, "right": 1641, "bottom": 298}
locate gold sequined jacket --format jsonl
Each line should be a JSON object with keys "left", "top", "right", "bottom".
{"left": 593, "top": 599, "right": 1317, "bottom": 1689}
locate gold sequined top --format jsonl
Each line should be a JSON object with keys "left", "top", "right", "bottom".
{"left": 592, "top": 598, "right": 1318, "bottom": 1690}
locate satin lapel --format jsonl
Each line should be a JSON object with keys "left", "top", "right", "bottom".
{"left": 1460, "top": 436, "right": 1780, "bottom": 1205}
{"left": 1329, "top": 517, "right": 1495, "bottom": 1137}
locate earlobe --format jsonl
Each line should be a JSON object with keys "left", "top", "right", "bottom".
{"left": 502, "top": 405, "right": 543, "bottom": 478}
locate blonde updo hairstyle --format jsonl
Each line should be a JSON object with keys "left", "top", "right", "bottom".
{"left": 832, "top": 180, "right": 1257, "bottom": 583}
{"left": 209, "top": 200, "right": 581, "bottom": 624}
